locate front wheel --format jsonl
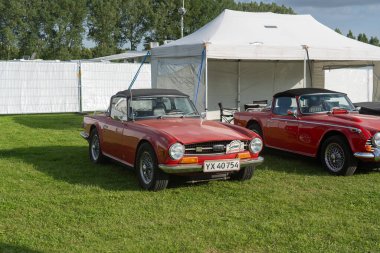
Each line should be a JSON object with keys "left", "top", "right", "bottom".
{"left": 320, "top": 136, "right": 357, "bottom": 176}
{"left": 230, "top": 166, "right": 255, "bottom": 181}
{"left": 136, "top": 143, "right": 169, "bottom": 191}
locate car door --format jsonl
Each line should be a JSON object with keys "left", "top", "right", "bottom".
{"left": 265, "top": 97, "right": 299, "bottom": 151}
{"left": 102, "top": 96, "right": 128, "bottom": 160}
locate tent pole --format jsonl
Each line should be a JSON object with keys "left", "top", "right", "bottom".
{"left": 303, "top": 52, "right": 307, "bottom": 88}
{"left": 237, "top": 60, "right": 241, "bottom": 111}
{"left": 205, "top": 50, "right": 208, "bottom": 114}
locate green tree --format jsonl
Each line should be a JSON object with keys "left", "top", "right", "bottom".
{"left": 0, "top": 0, "right": 23, "bottom": 59}
{"left": 369, "top": 36, "right": 380, "bottom": 46}
{"left": 87, "top": 0, "right": 121, "bottom": 57}
{"left": 148, "top": 0, "right": 180, "bottom": 43}
{"left": 119, "top": 0, "right": 152, "bottom": 50}
{"left": 357, "top": 33, "right": 368, "bottom": 43}
{"left": 40, "top": 0, "right": 87, "bottom": 60}
{"left": 347, "top": 30, "right": 355, "bottom": 39}
{"left": 235, "top": 1, "right": 294, "bottom": 14}
{"left": 334, "top": 28, "right": 342, "bottom": 34}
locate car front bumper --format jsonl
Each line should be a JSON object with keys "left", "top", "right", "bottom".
{"left": 80, "top": 131, "right": 89, "bottom": 140}
{"left": 158, "top": 156, "right": 264, "bottom": 174}
{"left": 354, "top": 148, "right": 380, "bottom": 162}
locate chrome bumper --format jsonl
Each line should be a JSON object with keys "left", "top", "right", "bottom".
{"left": 354, "top": 148, "right": 380, "bottom": 162}
{"left": 159, "top": 156, "right": 264, "bottom": 174}
{"left": 80, "top": 131, "right": 89, "bottom": 140}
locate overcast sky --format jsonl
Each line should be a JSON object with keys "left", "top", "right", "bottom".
{"left": 238, "top": 0, "right": 380, "bottom": 39}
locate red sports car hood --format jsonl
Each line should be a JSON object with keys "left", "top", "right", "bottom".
{"left": 136, "top": 118, "right": 249, "bottom": 144}
{"left": 308, "top": 113, "right": 380, "bottom": 132}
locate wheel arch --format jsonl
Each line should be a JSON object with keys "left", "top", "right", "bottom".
{"left": 317, "top": 130, "right": 351, "bottom": 158}
{"left": 246, "top": 119, "right": 261, "bottom": 129}
{"left": 89, "top": 124, "right": 97, "bottom": 134}
{"left": 134, "top": 139, "right": 156, "bottom": 167}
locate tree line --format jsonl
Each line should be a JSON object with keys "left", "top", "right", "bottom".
{"left": 335, "top": 28, "right": 380, "bottom": 47}
{"left": 0, "top": 0, "right": 294, "bottom": 60}
{"left": 1, "top": 0, "right": 377, "bottom": 61}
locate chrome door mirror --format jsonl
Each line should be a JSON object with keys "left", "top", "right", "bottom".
{"left": 200, "top": 112, "right": 207, "bottom": 119}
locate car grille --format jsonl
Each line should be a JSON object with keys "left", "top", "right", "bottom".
{"left": 185, "top": 140, "right": 249, "bottom": 155}
{"left": 366, "top": 138, "right": 374, "bottom": 151}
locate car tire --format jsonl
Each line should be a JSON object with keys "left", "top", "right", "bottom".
{"left": 89, "top": 128, "right": 106, "bottom": 164}
{"left": 230, "top": 166, "right": 255, "bottom": 181}
{"left": 136, "top": 143, "right": 169, "bottom": 191}
{"left": 320, "top": 135, "right": 357, "bottom": 176}
{"left": 248, "top": 122, "right": 263, "bottom": 138}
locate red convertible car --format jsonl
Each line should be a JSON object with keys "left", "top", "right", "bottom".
{"left": 234, "top": 88, "right": 380, "bottom": 176}
{"left": 81, "top": 89, "right": 263, "bottom": 191}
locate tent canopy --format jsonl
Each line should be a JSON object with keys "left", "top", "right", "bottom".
{"left": 152, "top": 9, "right": 380, "bottom": 61}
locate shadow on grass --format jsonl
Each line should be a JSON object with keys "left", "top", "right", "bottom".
{"left": 0, "top": 145, "right": 140, "bottom": 191}
{"left": 261, "top": 147, "right": 379, "bottom": 176}
{"left": 12, "top": 114, "right": 82, "bottom": 131}
{"left": 260, "top": 148, "right": 329, "bottom": 176}
{"left": 0, "top": 243, "right": 42, "bottom": 253}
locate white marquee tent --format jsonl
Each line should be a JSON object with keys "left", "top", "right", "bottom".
{"left": 151, "top": 9, "right": 380, "bottom": 119}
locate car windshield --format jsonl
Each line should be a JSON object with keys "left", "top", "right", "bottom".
{"left": 299, "top": 93, "right": 355, "bottom": 114}
{"left": 130, "top": 96, "right": 199, "bottom": 119}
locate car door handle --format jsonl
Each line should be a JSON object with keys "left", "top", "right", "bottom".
{"left": 104, "top": 125, "right": 108, "bottom": 129}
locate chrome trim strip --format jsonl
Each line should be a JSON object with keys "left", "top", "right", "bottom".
{"left": 354, "top": 152, "right": 374, "bottom": 159}
{"left": 159, "top": 156, "right": 264, "bottom": 174}
{"left": 80, "top": 131, "right": 89, "bottom": 140}
{"left": 270, "top": 117, "right": 361, "bottom": 133}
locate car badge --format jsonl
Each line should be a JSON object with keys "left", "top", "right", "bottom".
{"left": 226, "top": 140, "right": 244, "bottom": 154}
{"left": 195, "top": 147, "right": 203, "bottom": 153}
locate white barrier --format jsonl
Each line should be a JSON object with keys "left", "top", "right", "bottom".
{"left": 81, "top": 62, "right": 151, "bottom": 112}
{"left": 0, "top": 61, "right": 79, "bottom": 114}
{"left": 0, "top": 61, "right": 151, "bottom": 114}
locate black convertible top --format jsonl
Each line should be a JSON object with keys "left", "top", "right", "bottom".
{"left": 274, "top": 88, "right": 344, "bottom": 98}
{"left": 116, "top": 88, "right": 188, "bottom": 98}
{"left": 354, "top": 102, "right": 380, "bottom": 116}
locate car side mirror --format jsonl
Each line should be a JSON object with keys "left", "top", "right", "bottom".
{"left": 200, "top": 112, "right": 207, "bottom": 120}
{"left": 287, "top": 109, "right": 298, "bottom": 118}
{"left": 355, "top": 106, "right": 361, "bottom": 111}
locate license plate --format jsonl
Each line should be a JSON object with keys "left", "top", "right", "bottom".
{"left": 203, "top": 159, "right": 240, "bottom": 173}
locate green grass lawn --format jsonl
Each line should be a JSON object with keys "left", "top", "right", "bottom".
{"left": 0, "top": 114, "right": 379, "bottom": 253}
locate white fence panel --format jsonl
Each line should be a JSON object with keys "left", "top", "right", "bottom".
{"left": 81, "top": 62, "right": 151, "bottom": 111}
{"left": 325, "top": 66, "right": 373, "bottom": 103}
{"left": 0, "top": 61, "right": 79, "bottom": 114}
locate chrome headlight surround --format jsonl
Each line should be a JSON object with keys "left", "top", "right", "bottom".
{"left": 372, "top": 132, "right": 380, "bottom": 148}
{"left": 169, "top": 143, "right": 185, "bottom": 160}
{"left": 249, "top": 138, "right": 263, "bottom": 154}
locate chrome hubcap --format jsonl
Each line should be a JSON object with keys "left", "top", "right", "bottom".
{"left": 325, "top": 143, "right": 345, "bottom": 172}
{"left": 140, "top": 151, "right": 154, "bottom": 184}
{"left": 91, "top": 135, "right": 100, "bottom": 160}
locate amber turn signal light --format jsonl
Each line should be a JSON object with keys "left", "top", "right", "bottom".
{"left": 236, "top": 152, "right": 251, "bottom": 159}
{"left": 180, "top": 157, "right": 198, "bottom": 164}
{"left": 365, "top": 145, "right": 372, "bottom": 152}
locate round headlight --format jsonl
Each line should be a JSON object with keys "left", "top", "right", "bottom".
{"left": 249, "top": 138, "right": 263, "bottom": 154}
{"left": 372, "top": 132, "right": 380, "bottom": 147}
{"left": 169, "top": 143, "right": 185, "bottom": 160}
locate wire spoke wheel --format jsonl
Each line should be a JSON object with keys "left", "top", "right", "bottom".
{"left": 324, "top": 143, "right": 345, "bottom": 172}
{"left": 139, "top": 151, "right": 154, "bottom": 185}
{"left": 91, "top": 134, "right": 100, "bottom": 160}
